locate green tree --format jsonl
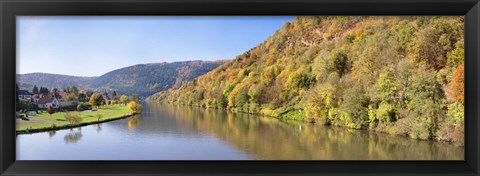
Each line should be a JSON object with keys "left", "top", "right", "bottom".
{"left": 131, "top": 94, "right": 140, "bottom": 103}
{"left": 32, "top": 85, "right": 39, "bottom": 94}
{"left": 333, "top": 52, "right": 351, "bottom": 77}
{"left": 376, "top": 67, "right": 397, "bottom": 103}
{"left": 120, "top": 95, "right": 130, "bottom": 105}
{"left": 66, "top": 86, "right": 79, "bottom": 96}
{"left": 89, "top": 93, "right": 105, "bottom": 108}
{"left": 51, "top": 88, "right": 60, "bottom": 99}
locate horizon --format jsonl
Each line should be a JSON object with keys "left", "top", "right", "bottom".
{"left": 17, "top": 16, "right": 294, "bottom": 77}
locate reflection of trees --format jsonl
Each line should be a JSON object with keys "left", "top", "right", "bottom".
{"left": 48, "top": 130, "right": 56, "bottom": 138}
{"left": 150, "top": 103, "right": 464, "bottom": 160}
{"left": 96, "top": 124, "right": 102, "bottom": 133}
{"left": 64, "top": 128, "right": 83, "bottom": 144}
{"left": 128, "top": 114, "right": 142, "bottom": 131}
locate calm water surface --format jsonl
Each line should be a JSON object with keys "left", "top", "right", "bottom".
{"left": 16, "top": 102, "right": 464, "bottom": 160}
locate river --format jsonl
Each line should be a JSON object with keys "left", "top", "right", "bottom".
{"left": 16, "top": 102, "right": 464, "bottom": 160}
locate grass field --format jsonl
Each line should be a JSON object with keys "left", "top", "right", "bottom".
{"left": 16, "top": 104, "right": 135, "bottom": 133}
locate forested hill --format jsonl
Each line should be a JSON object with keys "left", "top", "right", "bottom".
{"left": 17, "top": 73, "right": 96, "bottom": 91}
{"left": 147, "top": 16, "right": 465, "bottom": 145}
{"left": 87, "top": 60, "right": 227, "bottom": 96}
{"left": 17, "top": 60, "right": 227, "bottom": 97}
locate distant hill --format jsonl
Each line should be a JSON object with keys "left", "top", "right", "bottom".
{"left": 16, "top": 73, "right": 96, "bottom": 91}
{"left": 87, "top": 60, "right": 227, "bottom": 96}
{"left": 17, "top": 60, "right": 226, "bottom": 97}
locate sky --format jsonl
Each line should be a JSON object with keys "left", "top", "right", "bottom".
{"left": 17, "top": 16, "right": 294, "bottom": 77}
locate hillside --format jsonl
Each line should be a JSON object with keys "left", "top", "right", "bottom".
{"left": 16, "top": 73, "right": 96, "bottom": 91}
{"left": 147, "top": 16, "right": 464, "bottom": 145}
{"left": 17, "top": 60, "right": 226, "bottom": 97}
{"left": 87, "top": 60, "right": 227, "bottom": 96}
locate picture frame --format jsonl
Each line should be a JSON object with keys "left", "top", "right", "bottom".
{"left": 1, "top": 0, "right": 479, "bottom": 175}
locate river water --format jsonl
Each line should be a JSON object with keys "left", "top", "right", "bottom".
{"left": 16, "top": 102, "right": 464, "bottom": 160}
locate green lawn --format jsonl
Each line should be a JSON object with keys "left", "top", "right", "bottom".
{"left": 16, "top": 104, "right": 135, "bottom": 133}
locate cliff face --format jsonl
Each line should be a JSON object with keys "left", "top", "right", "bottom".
{"left": 148, "top": 16, "right": 464, "bottom": 145}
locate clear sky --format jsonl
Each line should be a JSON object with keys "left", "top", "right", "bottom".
{"left": 17, "top": 16, "right": 294, "bottom": 77}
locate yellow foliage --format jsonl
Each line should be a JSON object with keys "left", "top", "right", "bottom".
{"left": 127, "top": 101, "right": 143, "bottom": 113}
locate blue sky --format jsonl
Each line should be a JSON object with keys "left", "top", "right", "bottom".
{"left": 17, "top": 16, "right": 294, "bottom": 77}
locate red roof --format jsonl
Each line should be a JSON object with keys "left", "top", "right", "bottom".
{"left": 37, "top": 96, "right": 55, "bottom": 104}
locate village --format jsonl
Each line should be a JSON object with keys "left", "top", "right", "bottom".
{"left": 15, "top": 84, "right": 142, "bottom": 133}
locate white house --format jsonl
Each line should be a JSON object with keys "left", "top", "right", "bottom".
{"left": 17, "top": 90, "right": 33, "bottom": 101}
{"left": 37, "top": 96, "right": 59, "bottom": 109}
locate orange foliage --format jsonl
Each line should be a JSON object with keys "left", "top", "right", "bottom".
{"left": 448, "top": 62, "right": 464, "bottom": 105}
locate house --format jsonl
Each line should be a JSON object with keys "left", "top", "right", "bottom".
{"left": 37, "top": 96, "right": 59, "bottom": 109}
{"left": 31, "top": 94, "right": 44, "bottom": 103}
{"left": 17, "top": 90, "right": 33, "bottom": 101}
{"left": 59, "top": 100, "right": 78, "bottom": 107}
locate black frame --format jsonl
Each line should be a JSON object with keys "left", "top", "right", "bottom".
{"left": 1, "top": 0, "right": 479, "bottom": 175}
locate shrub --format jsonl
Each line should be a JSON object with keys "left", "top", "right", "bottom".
{"left": 64, "top": 112, "right": 82, "bottom": 125}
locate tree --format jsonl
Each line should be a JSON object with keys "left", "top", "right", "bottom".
{"left": 86, "top": 90, "right": 94, "bottom": 98}
{"left": 77, "top": 102, "right": 85, "bottom": 111}
{"left": 448, "top": 62, "right": 464, "bottom": 105}
{"left": 89, "top": 93, "right": 105, "bottom": 108}
{"left": 112, "top": 91, "right": 117, "bottom": 99}
{"left": 78, "top": 92, "right": 88, "bottom": 102}
{"left": 120, "top": 95, "right": 130, "bottom": 105}
{"left": 64, "top": 112, "right": 82, "bottom": 125}
{"left": 46, "top": 106, "right": 55, "bottom": 119}
{"left": 333, "top": 52, "right": 351, "bottom": 77}
{"left": 66, "top": 86, "right": 79, "bottom": 96}
{"left": 96, "top": 113, "right": 103, "bottom": 122}
{"left": 131, "top": 94, "right": 140, "bottom": 103}
{"left": 127, "top": 101, "right": 143, "bottom": 113}
{"left": 51, "top": 88, "right": 60, "bottom": 99}
{"left": 376, "top": 67, "right": 397, "bottom": 103}
{"left": 32, "top": 85, "right": 39, "bottom": 94}
{"left": 40, "top": 87, "right": 49, "bottom": 95}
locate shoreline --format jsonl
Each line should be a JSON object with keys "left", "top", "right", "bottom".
{"left": 154, "top": 101, "right": 463, "bottom": 146}
{"left": 16, "top": 113, "right": 137, "bottom": 135}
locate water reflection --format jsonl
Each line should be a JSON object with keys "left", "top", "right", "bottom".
{"left": 96, "top": 124, "right": 102, "bottom": 133}
{"left": 48, "top": 130, "right": 56, "bottom": 138}
{"left": 128, "top": 114, "right": 142, "bottom": 131}
{"left": 151, "top": 103, "right": 464, "bottom": 160}
{"left": 16, "top": 102, "right": 463, "bottom": 160}
{"left": 63, "top": 128, "right": 83, "bottom": 144}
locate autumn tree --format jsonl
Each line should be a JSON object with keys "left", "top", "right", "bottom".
{"left": 64, "top": 112, "right": 82, "bottom": 125}
{"left": 89, "top": 93, "right": 105, "bottom": 108}
{"left": 448, "top": 62, "right": 464, "bottom": 105}
{"left": 46, "top": 105, "right": 55, "bottom": 119}
{"left": 128, "top": 101, "right": 143, "bottom": 113}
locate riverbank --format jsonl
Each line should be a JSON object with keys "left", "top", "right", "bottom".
{"left": 16, "top": 105, "right": 136, "bottom": 134}
{"left": 152, "top": 101, "right": 464, "bottom": 147}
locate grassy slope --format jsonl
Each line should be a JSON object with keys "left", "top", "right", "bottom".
{"left": 16, "top": 105, "right": 134, "bottom": 133}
